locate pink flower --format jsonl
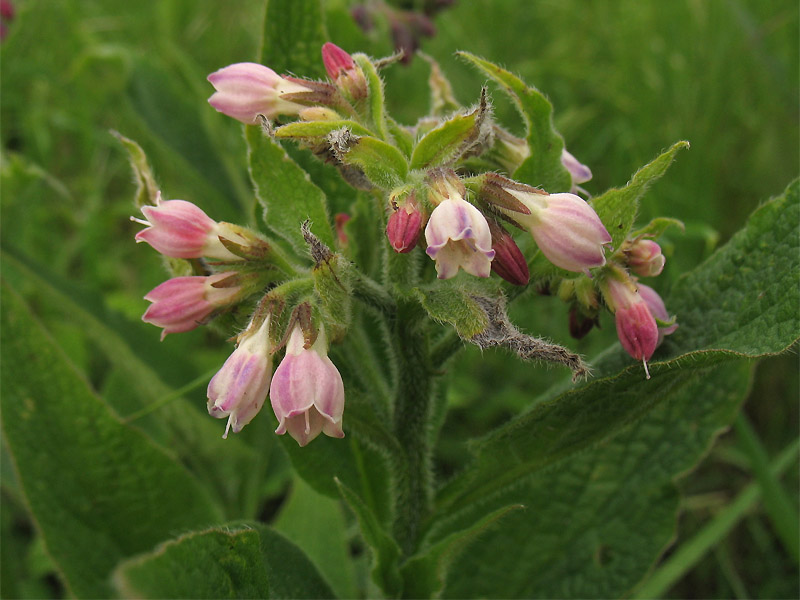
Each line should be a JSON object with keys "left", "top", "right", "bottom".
{"left": 603, "top": 277, "right": 659, "bottom": 377}
{"left": 270, "top": 325, "right": 345, "bottom": 447}
{"left": 142, "top": 273, "right": 240, "bottom": 339}
{"left": 133, "top": 192, "right": 243, "bottom": 260}
{"left": 207, "top": 316, "right": 273, "bottom": 438}
{"left": 637, "top": 283, "right": 678, "bottom": 345}
{"left": 207, "top": 62, "right": 312, "bottom": 124}
{"left": 321, "top": 42, "right": 367, "bottom": 100}
{"left": 386, "top": 199, "right": 423, "bottom": 253}
{"left": 425, "top": 197, "right": 495, "bottom": 279}
{"left": 561, "top": 148, "right": 592, "bottom": 192}
{"left": 628, "top": 239, "right": 665, "bottom": 277}
{"left": 503, "top": 190, "right": 611, "bottom": 274}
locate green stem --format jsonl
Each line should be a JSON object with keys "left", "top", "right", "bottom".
{"left": 431, "top": 329, "right": 464, "bottom": 369}
{"left": 351, "top": 269, "right": 397, "bottom": 315}
{"left": 391, "top": 299, "right": 433, "bottom": 555}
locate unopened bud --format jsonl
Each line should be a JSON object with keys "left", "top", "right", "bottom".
{"left": 321, "top": 42, "right": 367, "bottom": 100}
{"left": 627, "top": 239, "right": 665, "bottom": 277}
{"left": 386, "top": 198, "right": 423, "bottom": 253}
{"left": 488, "top": 221, "right": 529, "bottom": 286}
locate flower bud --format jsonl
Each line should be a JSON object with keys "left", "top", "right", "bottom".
{"left": 488, "top": 221, "right": 529, "bottom": 286}
{"left": 627, "top": 239, "right": 665, "bottom": 277}
{"left": 142, "top": 272, "right": 241, "bottom": 339}
{"left": 133, "top": 192, "right": 244, "bottom": 260}
{"left": 386, "top": 198, "right": 423, "bottom": 253}
{"left": 425, "top": 195, "right": 494, "bottom": 279}
{"left": 207, "top": 62, "right": 313, "bottom": 124}
{"left": 321, "top": 42, "right": 367, "bottom": 100}
{"left": 569, "top": 307, "right": 596, "bottom": 340}
{"left": 498, "top": 188, "right": 611, "bottom": 274}
{"left": 561, "top": 148, "right": 592, "bottom": 191}
{"left": 637, "top": 283, "right": 678, "bottom": 345}
{"left": 602, "top": 275, "right": 659, "bottom": 377}
{"left": 207, "top": 315, "right": 273, "bottom": 438}
{"left": 270, "top": 325, "right": 345, "bottom": 447}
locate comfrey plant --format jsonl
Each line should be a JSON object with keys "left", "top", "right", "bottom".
{"left": 133, "top": 43, "right": 680, "bottom": 446}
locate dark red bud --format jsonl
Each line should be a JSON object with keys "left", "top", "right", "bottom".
{"left": 569, "top": 307, "right": 596, "bottom": 340}
{"left": 335, "top": 212, "right": 351, "bottom": 246}
{"left": 386, "top": 205, "right": 423, "bottom": 253}
{"left": 490, "top": 227, "right": 530, "bottom": 286}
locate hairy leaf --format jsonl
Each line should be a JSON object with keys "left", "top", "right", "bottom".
{"left": 260, "top": 0, "right": 327, "bottom": 79}
{"left": 412, "top": 285, "right": 489, "bottom": 339}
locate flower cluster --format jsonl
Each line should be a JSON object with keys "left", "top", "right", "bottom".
{"left": 133, "top": 41, "right": 681, "bottom": 445}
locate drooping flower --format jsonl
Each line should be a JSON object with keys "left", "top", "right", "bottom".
{"left": 207, "top": 315, "right": 273, "bottom": 438}
{"left": 270, "top": 324, "right": 345, "bottom": 447}
{"left": 501, "top": 189, "right": 611, "bottom": 274}
{"left": 425, "top": 186, "right": 494, "bottom": 279}
{"left": 627, "top": 239, "right": 665, "bottom": 277}
{"left": 603, "top": 275, "right": 659, "bottom": 377}
{"left": 132, "top": 192, "right": 243, "bottom": 260}
{"left": 207, "top": 62, "right": 313, "bottom": 124}
{"left": 637, "top": 283, "right": 678, "bottom": 345}
{"left": 142, "top": 272, "right": 240, "bottom": 339}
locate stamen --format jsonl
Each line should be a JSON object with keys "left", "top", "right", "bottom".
{"left": 130, "top": 216, "right": 150, "bottom": 226}
{"left": 304, "top": 410, "right": 311, "bottom": 434}
{"left": 223, "top": 416, "right": 232, "bottom": 439}
{"left": 643, "top": 357, "right": 651, "bottom": 380}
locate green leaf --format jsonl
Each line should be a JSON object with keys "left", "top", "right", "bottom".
{"left": 0, "top": 282, "right": 221, "bottom": 598}
{"left": 274, "top": 120, "right": 374, "bottom": 140}
{"left": 331, "top": 132, "right": 409, "bottom": 190}
{"left": 629, "top": 216, "right": 686, "bottom": 240}
{"left": 593, "top": 140, "right": 690, "bottom": 251}
{"left": 111, "top": 130, "right": 159, "bottom": 209}
{"left": 412, "top": 285, "right": 489, "bottom": 339}
{"left": 410, "top": 105, "right": 485, "bottom": 170}
{"left": 259, "top": 0, "right": 327, "bottom": 79}
{"left": 274, "top": 477, "right": 358, "bottom": 599}
{"left": 401, "top": 504, "right": 522, "bottom": 599}
{"left": 113, "top": 524, "right": 335, "bottom": 599}
{"left": 457, "top": 51, "right": 572, "bottom": 192}
{"left": 335, "top": 478, "right": 403, "bottom": 597}
{"left": 246, "top": 124, "right": 335, "bottom": 254}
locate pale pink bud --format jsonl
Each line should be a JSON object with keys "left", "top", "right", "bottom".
{"left": 207, "top": 316, "right": 273, "bottom": 438}
{"left": 207, "top": 62, "right": 312, "bottom": 124}
{"left": 270, "top": 325, "right": 345, "bottom": 447}
{"left": 142, "top": 272, "right": 240, "bottom": 339}
{"left": 133, "top": 192, "right": 242, "bottom": 260}
{"left": 561, "top": 148, "right": 592, "bottom": 190}
{"left": 425, "top": 197, "right": 495, "bottom": 279}
{"left": 504, "top": 190, "right": 611, "bottom": 274}
{"left": 604, "top": 277, "right": 659, "bottom": 376}
{"left": 637, "top": 283, "right": 678, "bottom": 345}
{"left": 489, "top": 224, "right": 529, "bottom": 286}
{"left": 386, "top": 201, "right": 423, "bottom": 253}
{"left": 628, "top": 239, "right": 665, "bottom": 277}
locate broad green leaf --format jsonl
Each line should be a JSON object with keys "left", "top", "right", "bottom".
{"left": 410, "top": 106, "right": 484, "bottom": 170}
{"left": 400, "top": 504, "right": 522, "bottom": 599}
{"left": 260, "top": 0, "right": 327, "bottom": 79}
{"left": 113, "top": 524, "right": 334, "bottom": 599}
{"left": 246, "top": 124, "right": 335, "bottom": 253}
{"left": 274, "top": 477, "right": 357, "bottom": 599}
{"left": 457, "top": 51, "right": 571, "bottom": 192}
{"left": 593, "top": 141, "right": 690, "bottom": 251}
{"left": 435, "top": 363, "right": 752, "bottom": 598}
{"left": 412, "top": 285, "right": 489, "bottom": 339}
{"left": 0, "top": 282, "right": 221, "bottom": 598}
{"left": 335, "top": 478, "right": 403, "bottom": 597}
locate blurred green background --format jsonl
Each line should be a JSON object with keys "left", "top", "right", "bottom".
{"left": 1, "top": 0, "right": 797, "bottom": 598}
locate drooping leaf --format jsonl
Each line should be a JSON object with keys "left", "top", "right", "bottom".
{"left": 113, "top": 524, "right": 334, "bottom": 599}
{"left": 457, "top": 51, "right": 572, "bottom": 192}
{"left": 0, "top": 282, "right": 221, "bottom": 598}
{"left": 246, "top": 124, "right": 335, "bottom": 254}
{"left": 335, "top": 478, "right": 403, "bottom": 597}
{"left": 260, "top": 0, "right": 327, "bottom": 79}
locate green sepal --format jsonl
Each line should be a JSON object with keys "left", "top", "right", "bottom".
{"left": 410, "top": 93, "right": 492, "bottom": 170}
{"left": 457, "top": 51, "right": 572, "bottom": 192}
{"left": 275, "top": 119, "right": 373, "bottom": 141}
{"left": 330, "top": 130, "right": 409, "bottom": 190}
{"left": 334, "top": 478, "right": 403, "bottom": 597}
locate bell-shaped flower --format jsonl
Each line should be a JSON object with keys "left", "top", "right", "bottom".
{"left": 502, "top": 190, "right": 611, "bottom": 274}
{"left": 637, "top": 283, "right": 678, "bottom": 346}
{"left": 425, "top": 197, "right": 495, "bottom": 279}
{"left": 627, "top": 239, "right": 665, "bottom": 277}
{"left": 207, "top": 62, "right": 312, "bottom": 124}
{"left": 133, "top": 192, "right": 243, "bottom": 260}
{"left": 142, "top": 272, "right": 240, "bottom": 339}
{"left": 270, "top": 325, "right": 345, "bottom": 447}
{"left": 207, "top": 316, "right": 273, "bottom": 438}
{"left": 603, "top": 276, "right": 659, "bottom": 377}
